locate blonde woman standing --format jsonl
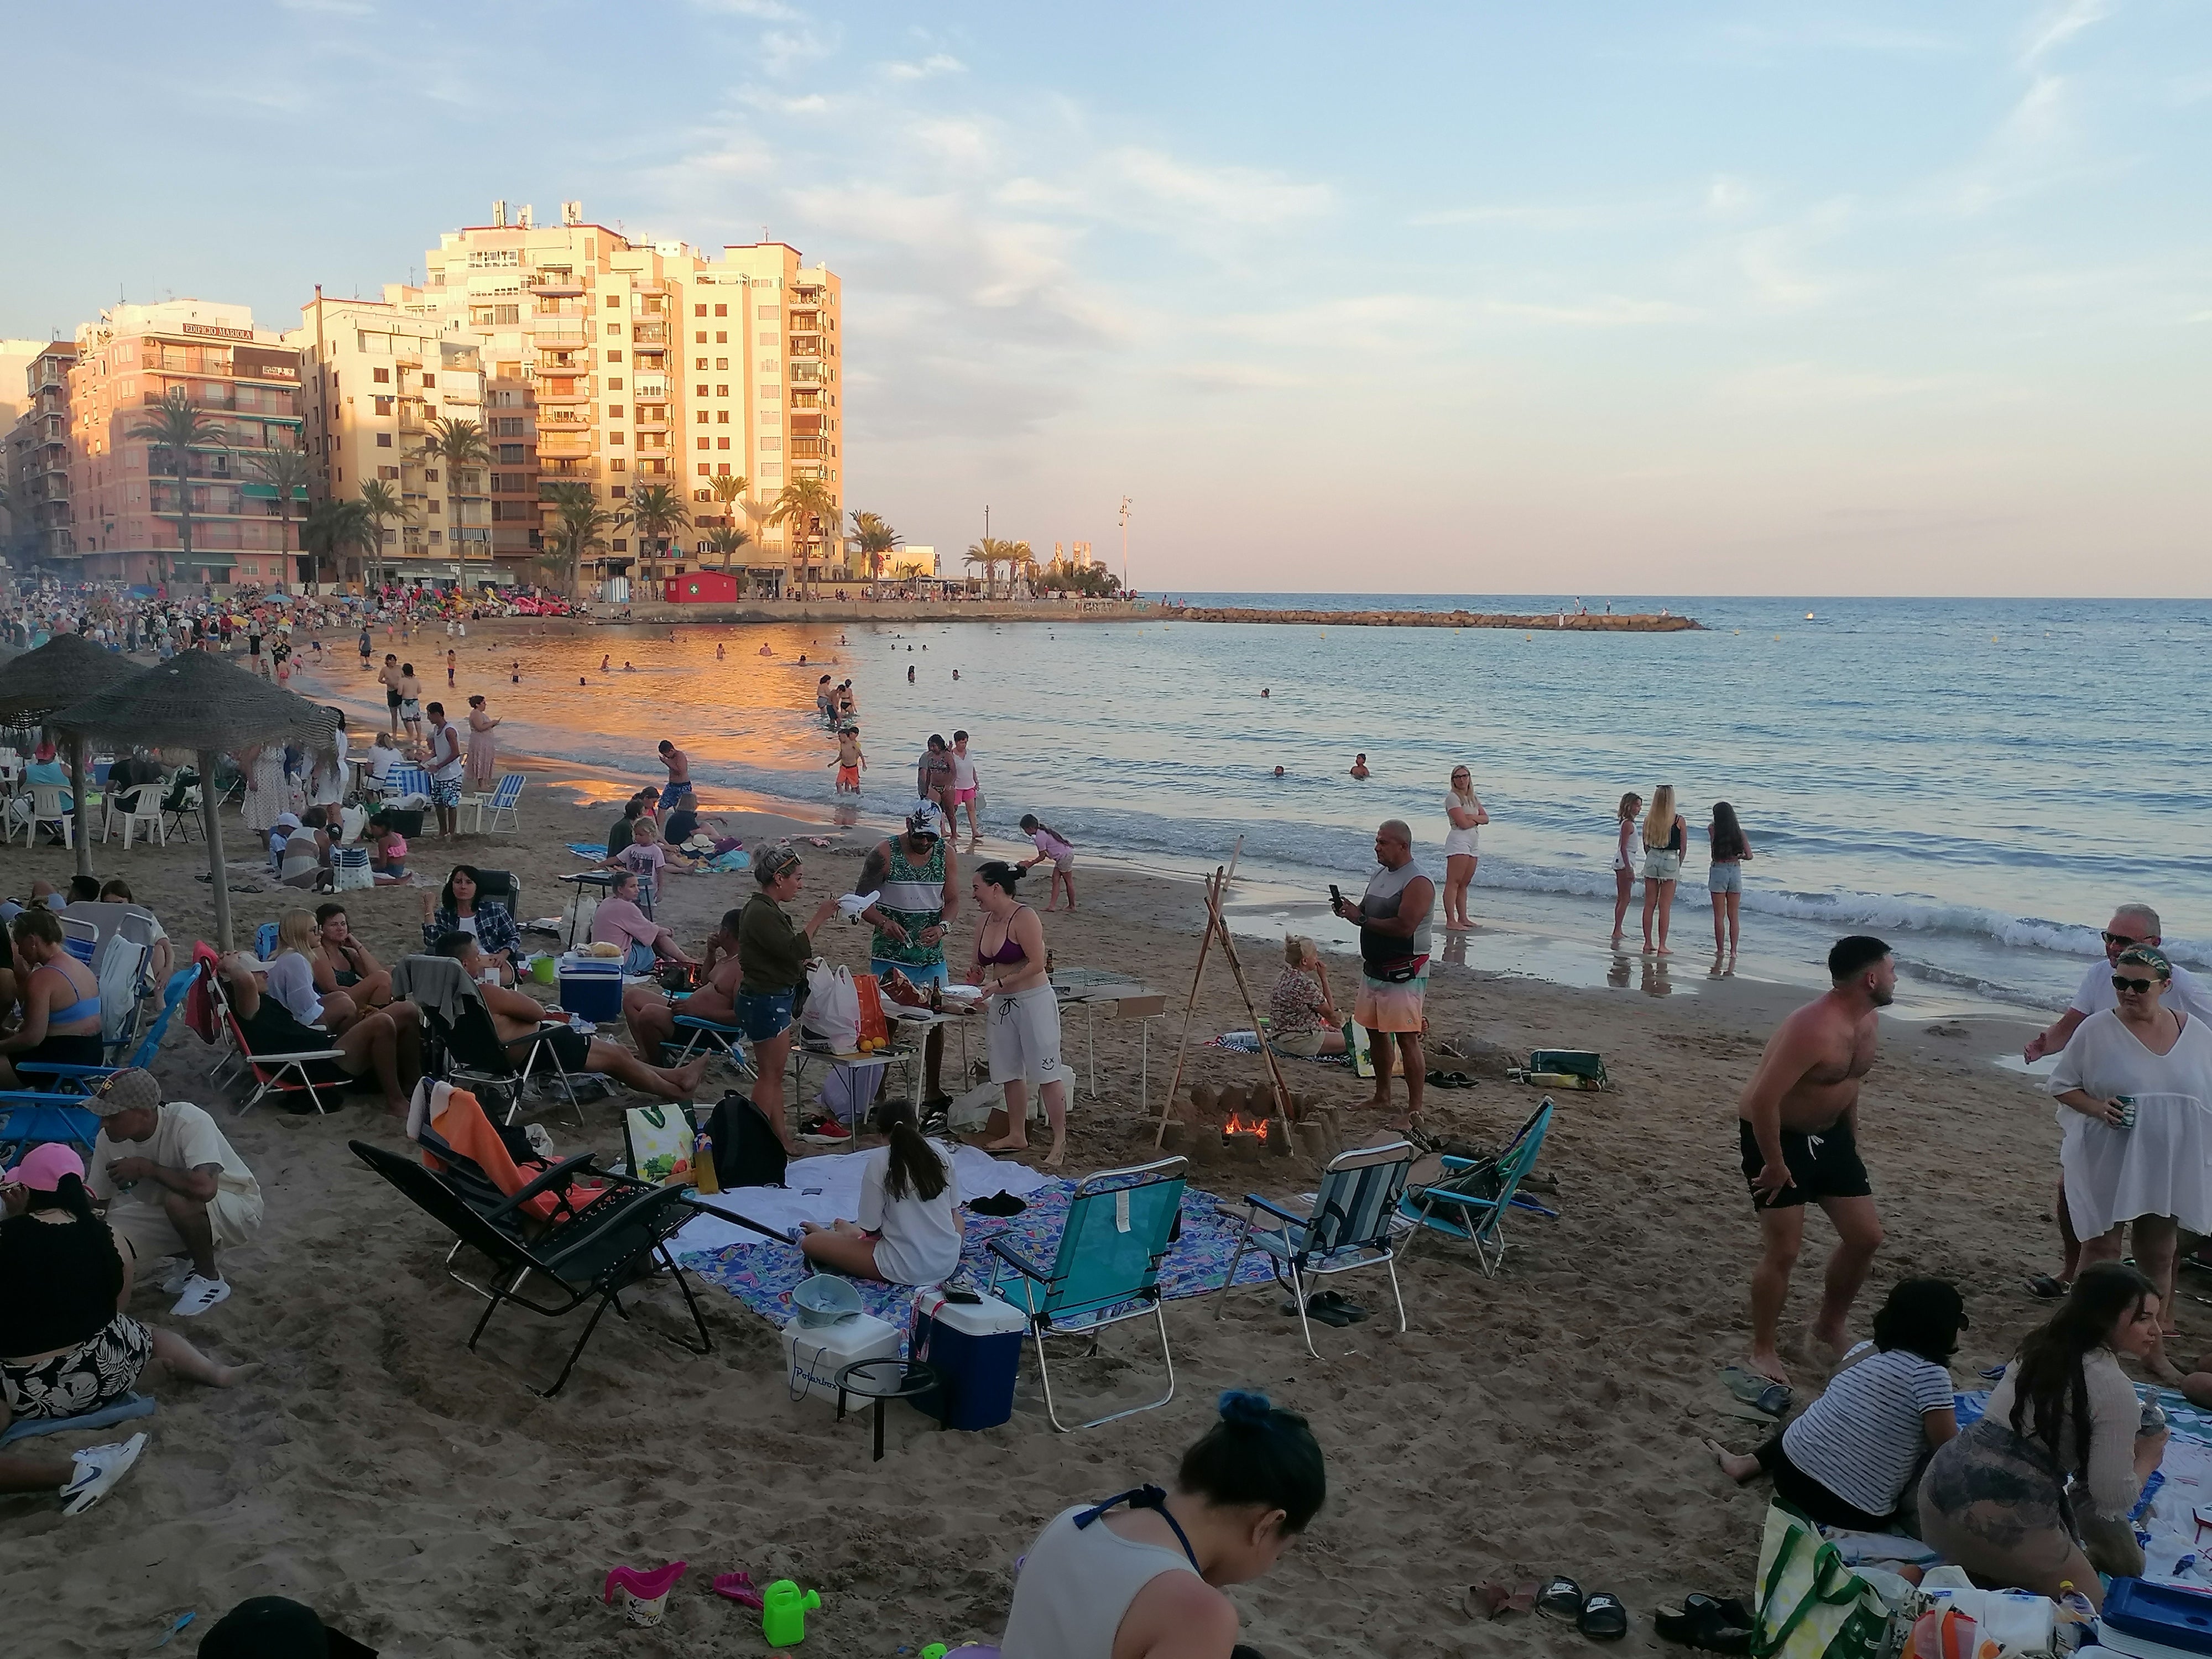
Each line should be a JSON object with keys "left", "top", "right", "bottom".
{"left": 1441, "top": 767, "right": 1488, "bottom": 932}
{"left": 1640, "top": 784, "right": 1688, "bottom": 956}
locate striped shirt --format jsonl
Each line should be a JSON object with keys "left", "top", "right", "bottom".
{"left": 1781, "top": 1342, "right": 1956, "bottom": 1516}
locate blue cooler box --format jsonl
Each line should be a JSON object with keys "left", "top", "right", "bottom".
{"left": 911, "top": 1290, "right": 1027, "bottom": 1431}
{"left": 2103, "top": 1580, "right": 2212, "bottom": 1658}
{"left": 556, "top": 955, "right": 625, "bottom": 1023}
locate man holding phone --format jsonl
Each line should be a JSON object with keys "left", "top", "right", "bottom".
{"left": 1330, "top": 820, "right": 1433, "bottom": 1136}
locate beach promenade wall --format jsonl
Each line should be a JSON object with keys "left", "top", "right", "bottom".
{"left": 609, "top": 598, "right": 1699, "bottom": 630}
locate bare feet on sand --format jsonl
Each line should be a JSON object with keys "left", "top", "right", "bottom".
{"left": 1747, "top": 1349, "right": 1791, "bottom": 1386}
{"left": 1705, "top": 1438, "right": 1760, "bottom": 1483}
{"left": 978, "top": 1134, "right": 1066, "bottom": 1167}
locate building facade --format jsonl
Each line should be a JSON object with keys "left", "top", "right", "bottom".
{"left": 376, "top": 204, "right": 844, "bottom": 594}
{"left": 58, "top": 301, "right": 307, "bottom": 589}
{"left": 284, "top": 296, "right": 495, "bottom": 587}
{"left": 3, "top": 342, "right": 78, "bottom": 572}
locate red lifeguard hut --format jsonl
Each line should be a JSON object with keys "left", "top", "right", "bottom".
{"left": 664, "top": 571, "right": 739, "bottom": 604}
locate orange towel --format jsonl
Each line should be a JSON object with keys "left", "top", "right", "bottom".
{"left": 425, "top": 1086, "right": 603, "bottom": 1222}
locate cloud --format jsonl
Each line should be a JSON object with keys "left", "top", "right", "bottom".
{"left": 1408, "top": 200, "right": 1662, "bottom": 229}
{"left": 884, "top": 53, "right": 964, "bottom": 81}
{"left": 1704, "top": 175, "right": 1758, "bottom": 219}
{"left": 2021, "top": 0, "right": 2112, "bottom": 64}
{"left": 760, "top": 28, "right": 834, "bottom": 76}
{"left": 1098, "top": 148, "right": 1332, "bottom": 229}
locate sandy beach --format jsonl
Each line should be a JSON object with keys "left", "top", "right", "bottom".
{"left": 0, "top": 740, "right": 2104, "bottom": 1658}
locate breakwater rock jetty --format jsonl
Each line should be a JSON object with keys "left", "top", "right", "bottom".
{"left": 1171, "top": 607, "right": 1702, "bottom": 632}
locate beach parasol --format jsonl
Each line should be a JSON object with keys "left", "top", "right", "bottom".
{"left": 52, "top": 650, "right": 337, "bottom": 952}
{"left": 0, "top": 634, "right": 145, "bottom": 878}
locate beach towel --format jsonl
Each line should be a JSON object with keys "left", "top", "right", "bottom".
{"left": 421, "top": 1082, "right": 601, "bottom": 1222}
{"left": 567, "top": 842, "right": 607, "bottom": 859}
{"left": 1207, "top": 1030, "right": 1349, "bottom": 1067}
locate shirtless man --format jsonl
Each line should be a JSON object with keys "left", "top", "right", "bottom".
{"left": 830, "top": 726, "right": 865, "bottom": 793}
{"left": 656, "top": 739, "right": 694, "bottom": 810}
{"left": 377, "top": 652, "right": 405, "bottom": 733}
{"left": 1738, "top": 934, "right": 1893, "bottom": 1384}
{"left": 1349, "top": 753, "right": 1370, "bottom": 779}
{"left": 623, "top": 909, "right": 744, "bottom": 1065}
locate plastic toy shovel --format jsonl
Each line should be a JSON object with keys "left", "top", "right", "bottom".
{"left": 604, "top": 1561, "right": 687, "bottom": 1627}
{"left": 762, "top": 1579, "right": 821, "bottom": 1647}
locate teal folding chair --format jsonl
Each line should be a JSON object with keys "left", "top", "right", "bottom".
{"left": 1215, "top": 1139, "right": 1413, "bottom": 1358}
{"left": 987, "top": 1155, "right": 1188, "bottom": 1432}
{"left": 1397, "top": 1098, "right": 1556, "bottom": 1276}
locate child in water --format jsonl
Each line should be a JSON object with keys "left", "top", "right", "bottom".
{"left": 830, "top": 726, "right": 866, "bottom": 794}
{"left": 1019, "top": 814, "right": 1078, "bottom": 911}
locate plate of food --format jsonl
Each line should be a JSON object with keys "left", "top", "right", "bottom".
{"left": 940, "top": 983, "right": 984, "bottom": 1006}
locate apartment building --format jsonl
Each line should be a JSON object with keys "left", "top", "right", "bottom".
{"left": 284, "top": 296, "right": 495, "bottom": 586}
{"left": 383, "top": 203, "right": 844, "bottom": 594}
{"left": 58, "top": 302, "right": 309, "bottom": 588}
{"left": 3, "top": 342, "right": 78, "bottom": 571}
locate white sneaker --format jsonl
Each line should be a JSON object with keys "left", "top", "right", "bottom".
{"left": 61, "top": 1432, "right": 147, "bottom": 1515}
{"left": 158, "top": 1257, "right": 197, "bottom": 1297}
{"left": 170, "top": 1275, "right": 232, "bottom": 1317}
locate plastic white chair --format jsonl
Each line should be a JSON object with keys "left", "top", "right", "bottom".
{"left": 28, "top": 784, "right": 72, "bottom": 848}
{"left": 103, "top": 784, "right": 166, "bottom": 849}
{"left": 464, "top": 774, "right": 524, "bottom": 833}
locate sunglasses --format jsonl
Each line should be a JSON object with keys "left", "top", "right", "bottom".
{"left": 2112, "top": 975, "right": 2163, "bottom": 995}
{"left": 2103, "top": 930, "right": 2151, "bottom": 947}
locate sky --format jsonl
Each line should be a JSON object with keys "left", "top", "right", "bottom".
{"left": 3, "top": 1, "right": 2207, "bottom": 597}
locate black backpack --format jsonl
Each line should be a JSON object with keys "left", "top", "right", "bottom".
{"left": 705, "top": 1092, "right": 788, "bottom": 1190}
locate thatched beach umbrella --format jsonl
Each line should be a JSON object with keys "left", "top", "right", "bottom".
{"left": 0, "top": 633, "right": 145, "bottom": 879}
{"left": 53, "top": 650, "right": 337, "bottom": 952}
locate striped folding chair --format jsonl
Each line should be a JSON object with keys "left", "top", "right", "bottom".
{"left": 1215, "top": 1139, "right": 1413, "bottom": 1358}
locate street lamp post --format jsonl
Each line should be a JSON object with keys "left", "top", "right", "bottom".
{"left": 1119, "top": 495, "right": 1132, "bottom": 591}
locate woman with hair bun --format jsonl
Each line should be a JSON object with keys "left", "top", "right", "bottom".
{"left": 798, "top": 1099, "right": 963, "bottom": 1285}
{"left": 1001, "top": 1389, "right": 1326, "bottom": 1658}
{"left": 968, "top": 860, "right": 1069, "bottom": 1166}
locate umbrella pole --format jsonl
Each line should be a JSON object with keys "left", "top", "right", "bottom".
{"left": 198, "top": 747, "right": 234, "bottom": 953}
{"left": 70, "top": 734, "right": 92, "bottom": 879}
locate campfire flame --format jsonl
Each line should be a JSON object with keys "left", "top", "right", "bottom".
{"left": 1221, "top": 1111, "right": 1264, "bottom": 1140}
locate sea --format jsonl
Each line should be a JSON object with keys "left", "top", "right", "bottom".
{"left": 305, "top": 594, "right": 2211, "bottom": 1025}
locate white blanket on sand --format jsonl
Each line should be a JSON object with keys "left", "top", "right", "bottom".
{"left": 670, "top": 1146, "right": 1053, "bottom": 1256}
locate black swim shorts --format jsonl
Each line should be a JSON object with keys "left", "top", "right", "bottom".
{"left": 1738, "top": 1118, "right": 1871, "bottom": 1209}
{"left": 536, "top": 1023, "right": 593, "bottom": 1073}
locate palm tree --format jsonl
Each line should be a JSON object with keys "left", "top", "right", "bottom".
{"left": 128, "top": 388, "right": 230, "bottom": 591}
{"left": 1007, "top": 539, "right": 1037, "bottom": 598}
{"left": 706, "top": 523, "right": 753, "bottom": 576}
{"left": 962, "top": 540, "right": 998, "bottom": 597}
{"left": 244, "top": 447, "right": 315, "bottom": 589}
{"left": 544, "top": 483, "right": 628, "bottom": 602}
{"left": 300, "top": 497, "right": 374, "bottom": 591}
{"left": 963, "top": 535, "right": 1028, "bottom": 599}
{"left": 709, "top": 471, "right": 750, "bottom": 527}
{"left": 848, "top": 510, "right": 903, "bottom": 601}
{"left": 418, "top": 415, "right": 492, "bottom": 592}
{"left": 628, "top": 482, "right": 691, "bottom": 569}
{"left": 357, "top": 478, "right": 413, "bottom": 595}
{"left": 768, "top": 472, "right": 839, "bottom": 600}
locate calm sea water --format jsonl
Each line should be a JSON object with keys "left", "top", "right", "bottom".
{"left": 308, "top": 594, "right": 2211, "bottom": 1016}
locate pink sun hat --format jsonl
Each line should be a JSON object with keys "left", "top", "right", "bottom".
{"left": 5, "top": 1143, "right": 86, "bottom": 1191}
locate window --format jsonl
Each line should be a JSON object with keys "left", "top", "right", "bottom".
{"left": 694, "top": 304, "right": 707, "bottom": 316}
{"left": 494, "top": 416, "right": 526, "bottom": 436}
{"left": 715, "top": 357, "right": 728, "bottom": 371}
{"left": 759, "top": 437, "right": 781, "bottom": 451}
{"left": 716, "top": 331, "right": 727, "bottom": 344}
{"left": 612, "top": 486, "right": 627, "bottom": 498}
{"left": 717, "top": 462, "right": 732, "bottom": 477}
{"left": 605, "top": 294, "right": 621, "bottom": 309}
{"left": 607, "top": 323, "right": 621, "bottom": 336}
{"left": 695, "top": 331, "right": 707, "bottom": 343}
{"left": 698, "top": 465, "right": 711, "bottom": 478}
{"left": 497, "top": 444, "right": 526, "bottom": 463}
{"left": 379, "top": 465, "right": 400, "bottom": 480}
{"left": 608, "top": 404, "right": 624, "bottom": 417}
{"left": 372, "top": 366, "right": 392, "bottom": 384}
{"left": 429, "top": 530, "right": 443, "bottom": 544}
{"left": 759, "top": 333, "right": 777, "bottom": 346}
{"left": 425, "top": 468, "right": 441, "bottom": 483}
{"left": 612, "top": 539, "right": 627, "bottom": 551}
{"left": 758, "top": 306, "right": 778, "bottom": 319}
{"left": 717, "top": 436, "right": 730, "bottom": 449}
{"left": 716, "top": 384, "right": 728, "bottom": 397}
{"left": 606, "top": 351, "right": 622, "bottom": 363}
{"left": 713, "top": 304, "right": 727, "bottom": 317}
{"left": 421, "top": 373, "right": 436, "bottom": 387}
{"left": 376, "top": 432, "right": 393, "bottom": 448}
{"left": 717, "top": 410, "right": 729, "bottom": 424}
{"left": 494, "top": 304, "right": 519, "bottom": 325}
{"left": 695, "top": 357, "right": 708, "bottom": 369}
{"left": 606, "top": 377, "right": 623, "bottom": 389}
{"left": 695, "top": 384, "right": 708, "bottom": 397}
{"left": 697, "top": 437, "right": 710, "bottom": 450}
{"left": 609, "top": 432, "right": 624, "bottom": 445}
{"left": 427, "top": 498, "right": 443, "bottom": 515}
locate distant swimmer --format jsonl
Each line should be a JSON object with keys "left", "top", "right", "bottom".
{"left": 760, "top": 645, "right": 774, "bottom": 656}
{"left": 1349, "top": 754, "right": 1370, "bottom": 780}
{"left": 602, "top": 654, "right": 611, "bottom": 672}
{"left": 907, "top": 665, "right": 916, "bottom": 684}
{"left": 1261, "top": 688, "right": 1270, "bottom": 697}
{"left": 1274, "top": 766, "right": 1285, "bottom": 778}
{"left": 624, "top": 661, "right": 635, "bottom": 671}
{"left": 952, "top": 670, "right": 960, "bottom": 681}
{"left": 717, "top": 643, "right": 726, "bottom": 660}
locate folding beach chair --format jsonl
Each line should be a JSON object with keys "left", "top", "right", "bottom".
{"left": 0, "top": 1097, "right": 103, "bottom": 1170}
{"left": 394, "top": 953, "right": 606, "bottom": 1124}
{"left": 1397, "top": 1098, "right": 1557, "bottom": 1276}
{"left": 987, "top": 1155, "right": 1188, "bottom": 1433}
{"left": 206, "top": 965, "right": 349, "bottom": 1117}
{"left": 1215, "top": 1139, "right": 1413, "bottom": 1358}
{"left": 349, "top": 1138, "right": 711, "bottom": 1397}
{"left": 463, "top": 774, "right": 525, "bottom": 833}
{"left": 666, "top": 997, "right": 754, "bottom": 1077}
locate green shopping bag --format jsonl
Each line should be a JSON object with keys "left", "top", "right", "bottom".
{"left": 1344, "top": 1019, "right": 1374, "bottom": 1079}
{"left": 1752, "top": 1504, "right": 1891, "bottom": 1659}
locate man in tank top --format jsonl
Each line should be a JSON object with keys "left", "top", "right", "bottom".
{"left": 857, "top": 802, "right": 961, "bottom": 1106}
{"left": 1330, "top": 820, "right": 1434, "bottom": 1135}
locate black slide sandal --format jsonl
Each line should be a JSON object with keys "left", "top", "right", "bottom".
{"left": 1538, "top": 1578, "right": 1584, "bottom": 1623}
{"left": 1580, "top": 1593, "right": 1629, "bottom": 1641}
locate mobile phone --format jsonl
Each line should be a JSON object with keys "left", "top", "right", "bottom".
{"left": 1329, "top": 884, "right": 1344, "bottom": 910}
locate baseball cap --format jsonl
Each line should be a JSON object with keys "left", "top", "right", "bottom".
{"left": 5, "top": 1142, "right": 85, "bottom": 1190}
{"left": 905, "top": 802, "right": 946, "bottom": 839}
{"left": 88, "top": 1067, "right": 160, "bottom": 1118}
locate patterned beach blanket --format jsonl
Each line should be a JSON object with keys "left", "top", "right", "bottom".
{"left": 678, "top": 1177, "right": 1281, "bottom": 1331}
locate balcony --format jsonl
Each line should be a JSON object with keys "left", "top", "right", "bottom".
{"left": 529, "top": 276, "right": 585, "bottom": 297}
{"left": 790, "top": 340, "right": 821, "bottom": 359}
{"left": 539, "top": 457, "right": 597, "bottom": 479}
{"left": 790, "top": 439, "right": 825, "bottom": 458}
{"left": 634, "top": 416, "right": 669, "bottom": 433}
{"left": 632, "top": 324, "right": 667, "bottom": 345}
{"left": 538, "top": 351, "right": 588, "bottom": 372}
{"left": 538, "top": 433, "right": 596, "bottom": 457}
{"left": 536, "top": 382, "right": 591, "bottom": 405}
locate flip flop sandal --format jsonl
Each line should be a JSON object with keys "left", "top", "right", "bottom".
{"left": 1284, "top": 1295, "right": 1354, "bottom": 1327}
{"left": 1314, "top": 1290, "right": 1371, "bottom": 1323}
{"left": 1719, "top": 1365, "right": 1791, "bottom": 1416}
{"left": 1538, "top": 1577, "right": 1584, "bottom": 1623}
{"left": 2025, "top": 1274, "right": 2071, "bottom": 1299}
{"left": 1468, "top": 1581, "right": 1540, "bottom": 1620}
{"left": 1580, "top": 1592, "right": 1629, "bottom": 1641}
{"left": 1656, "top": 1595, "right": 1753, "bottom": 1653}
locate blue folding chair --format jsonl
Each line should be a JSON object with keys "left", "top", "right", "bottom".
{"left": 0, "top": 1098, "right": 102, "bottom": 1170}
{"left": 1397, "top": 1098, "right": 1557, "bottom": 1276}
{"left": 988, "top": 1156, "right": 1188, "bottom": 1432}
{"left": 667, "top": 1001, "right": 753, "bottom": 1077}
{"left": 466, "top": 773, "right": 525, "bottom": 833}
{"left": 1216, "top": 1139, "right": 1413, "bottom": 1358}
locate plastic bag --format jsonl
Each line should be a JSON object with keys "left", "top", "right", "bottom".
{"left": 854, "top": 974, "right": 889, "bottom": 1048}
{"left": 802, "top": 961, "right": 861, "bottom": 1051}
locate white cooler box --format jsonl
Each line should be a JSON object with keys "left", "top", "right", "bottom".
{"left": 782, "top": 1314, "right": 901, "bottom": 1407}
